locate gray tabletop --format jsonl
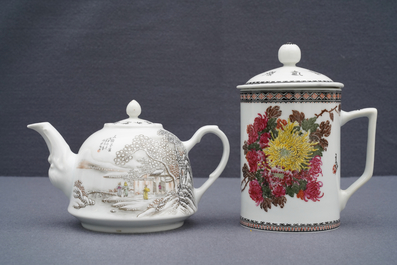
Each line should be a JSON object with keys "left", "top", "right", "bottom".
{"left": 1, "top": 176, "right": 396, "bottom": 265}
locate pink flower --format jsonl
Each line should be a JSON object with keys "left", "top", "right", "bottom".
{"left": 272, "top": 185, "right": 286, "bottom": 197}
{"left": 249, "top": 180, "right": 263, "bottom": 206}
{"left": 256, "top": 151, "right": 269, "bottom": 170}
{"left": 296, "top": 168, "right": 316, "bottom": 183}
{"left": 303, "top": 180, "right": 324, "bottom": 202}
{"left": 292, "top": 169, "right": 303, "bottom": 180}
{"left": 246, "top": 150, "right": 260, "bottom": 173}
{"left": 268, "top": 167, "right": 294, "bottom": 187}
{"left": 309, "top": 155, "right": 323, "bottom": 177}
{"left": 266, "top": 168, "right": 282, "bottom": 188}
{"left": 282, "top": 174, "right": 294, "bottom": 187}
{"left": 261, "top": 167, "right": 272, "bottom": 180}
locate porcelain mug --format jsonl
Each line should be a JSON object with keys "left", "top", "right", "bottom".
{"left": 238, "top": 43, "right": 377, "bottom": 232}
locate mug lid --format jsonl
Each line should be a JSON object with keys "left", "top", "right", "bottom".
{"left": 237, "top": 43, "right": 344, "bottom": 90}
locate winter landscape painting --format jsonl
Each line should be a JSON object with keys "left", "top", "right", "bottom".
{"left": 72, "top": 129, "right": 197, "bottom": 218}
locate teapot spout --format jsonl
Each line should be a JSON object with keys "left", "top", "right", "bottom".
{"left": 28, "top": 122, "right": 77, "bottom": 197}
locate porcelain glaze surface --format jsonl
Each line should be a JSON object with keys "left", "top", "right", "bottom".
{"left": 28, "top": 100, "right": 230, "bottom": 233}
{"left": 238, "top": 44, "right": 377, "bottom": 232}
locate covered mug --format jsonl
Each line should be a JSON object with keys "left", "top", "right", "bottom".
{"left": 238, "top": 43, "right": 377, "bottom": 232}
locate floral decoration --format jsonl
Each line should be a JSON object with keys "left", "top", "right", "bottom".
{"left": 242, "top": 105, "right": 340, "bottom": 212}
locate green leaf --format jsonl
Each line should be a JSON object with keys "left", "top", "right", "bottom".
{"left": 310, "top": 144, "right": 324, "bottom": 158}
{"left": 262, "top": 185, "right": 272, "bottom": 199}
{"left": 266, "top": 118, "right": 278, "bottom": 132}
{"left": 256, "top": 172, "right": 262, "bottom": 181}
{"left": 286, "top": 187, "right": 295, "bottom": 197}
{"left": 286, "top": 184, "right": 301, "bottom": 197}
{"left": 271, "top": 130, "right": 278, "bottom": 140}
{"left": 298, "top": 180, "right": 307, "bottom": 191}
{"left": 248, "top": 142, "right": 261, "bottom": 151}
{"left": 301, "top": 117, "right": 318, "bottom": 133}
{"left": 291, "top": 184, "right": 300, "bottom": 193}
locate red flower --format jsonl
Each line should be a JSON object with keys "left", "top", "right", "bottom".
{"left": 246, "top": 150, "right": 260, "bottom": 173}
{"left": 253, "top": 113, "right": 268, "bottom": 132}
{"left": 272, "top": 185, "right": 286, "bottom": 197}
{"left": 247, "top": 113, "right": 269, "bottom": 145}
{"left": 259, "top": 132, "right": 271, "bottom": 148}
{"left": 249, "top": 180, "right": 263, "bottom": 206}
{"left": 247, "top": 127, "right": 259, "bottom": 145}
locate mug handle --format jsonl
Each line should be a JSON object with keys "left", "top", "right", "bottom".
{"left": 183, "top": 126, "right": 230, "bottom": 205}
{"left": 339, "top": 108, "right": 377, "bottom": 211}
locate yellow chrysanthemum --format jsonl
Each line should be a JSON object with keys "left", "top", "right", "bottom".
{"left": 265, "top": 121, "right": 315, "bottom": 172}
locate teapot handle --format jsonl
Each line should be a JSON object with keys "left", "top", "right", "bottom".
{"left": 339, "top": 108, "right": 377, "bottom": 211}
{"left": 183, "top": 126, "right": 230, "bottom": 205}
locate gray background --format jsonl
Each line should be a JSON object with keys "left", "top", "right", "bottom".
{"left": 1, "top": 0, "right": 396, "bottom": 178}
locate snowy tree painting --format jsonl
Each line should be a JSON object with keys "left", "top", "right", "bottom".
{"left": 114, "top": 133, "right": 180, "bottom": 186}
{"left": 73, "top": 129, "right": 196, "bottom": 218}
{"left": 73, "top": 180, "right": 95, "bottom": 209}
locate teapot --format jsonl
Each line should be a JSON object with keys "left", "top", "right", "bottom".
{"left": 28, "top": 100, "right": 230, "bottom": 233}
{"left": 238, "top": 43, "right": 377, "bottom": 232}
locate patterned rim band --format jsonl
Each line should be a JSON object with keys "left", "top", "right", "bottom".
{"left": 240, "top": 217, "right": 340, "bottom": 232}
{"left": 240, "top": 91, "right": 341, "bottom": 103}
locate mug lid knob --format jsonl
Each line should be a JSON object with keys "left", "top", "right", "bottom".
{"left": 278, "top": 43, "right": 301, "bottom": 66}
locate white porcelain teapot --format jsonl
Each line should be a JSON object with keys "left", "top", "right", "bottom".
{"left": 28, "top": 100, "right": 230, "bottom": 233}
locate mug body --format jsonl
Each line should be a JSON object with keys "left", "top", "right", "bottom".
{"left": 240, "top": 88, "right": 342, "bottom": 232}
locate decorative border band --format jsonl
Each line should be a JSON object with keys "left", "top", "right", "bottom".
{"left": 240, "top": 217, "right": 340, "bottom": 232}
{"left": 240, "top": 91, "right": 341, "bottom": 103}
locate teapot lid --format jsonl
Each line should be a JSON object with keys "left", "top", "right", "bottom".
{"left": 237, "top": 43, "right": 344, "bottom": 90}
{"left": 105, "top": 100, "right": 162, "bottom": 128}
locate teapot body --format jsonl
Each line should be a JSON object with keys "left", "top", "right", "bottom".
{"left": 240, "top": 88, "right": 342, "bottom": 231}
{"left": 28, "top": 100, "right": 230, "bottom": 233}
{"left": 68, "top": 125, "right": 198, "bottom": 232}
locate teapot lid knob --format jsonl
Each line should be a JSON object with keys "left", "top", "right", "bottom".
{"left": 278, "top": 43, "right": 301, "bottom": 66}
{"left": 126, "top": 100, "right": 142, "bottom": 119}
